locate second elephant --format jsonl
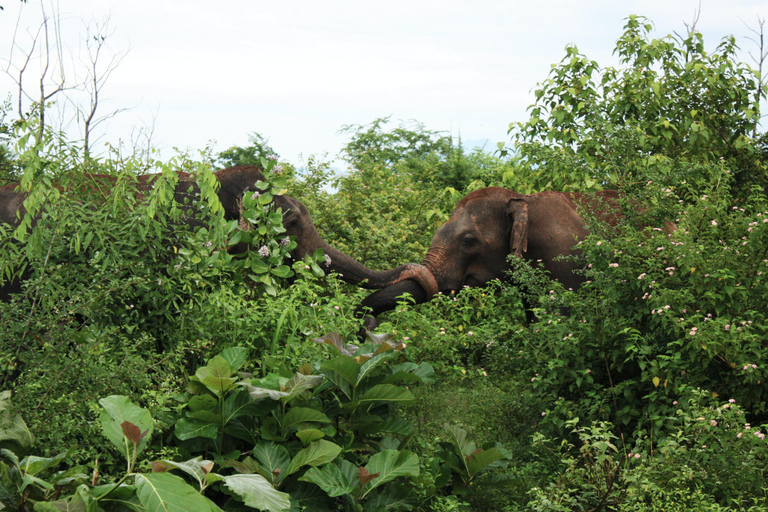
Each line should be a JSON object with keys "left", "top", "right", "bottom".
{"left": 360, "top": 186, "right": 629, "bottom": 321}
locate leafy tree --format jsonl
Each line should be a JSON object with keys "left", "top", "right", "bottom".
{"left": 216, "top": 132, "right": 279, "bottom": 168}
{"left": 339, "top": 116, "right": 484, "bottom": 190}
{"left": 339, "top": 117, "right": 452, "bottom": 171}
{"left": 507, "top": 15, "right": 766, "bottom": 192}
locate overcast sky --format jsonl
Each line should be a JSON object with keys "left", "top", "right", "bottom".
{"left": 1, "top": 1, "right": 766, "bottom": 168}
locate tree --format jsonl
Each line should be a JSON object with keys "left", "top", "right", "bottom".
{"left": 339, "top": 116, "right": 487, "bottom": 190}
{"left": 3, "top": 2, "right": 127, "bottom": 162}
{"left": 215, "top": 132, "right": 278, "bottom": 169}
{"left": 507, "top": 15, "right": 766, "bottom": 192}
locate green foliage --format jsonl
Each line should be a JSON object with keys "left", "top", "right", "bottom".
{"left": 2, "top": 14, "right": 768, "bottom": 512}
{"left": 506, "top": 163, "right": 768, "bottom": 440}
{"left": 527, "top": 392, "right": 768, "bottom": 510}
{"left": 507, "top": 15, "right": 766, "bottom": 193}
{"left": 215, "top": 132, "right": 296, "bottom": 181}
{"left": 159, "top": 338, "right": 438, "bottom": 510}
{"left": 0, "top": 392, "right": 33, "bottom": 455}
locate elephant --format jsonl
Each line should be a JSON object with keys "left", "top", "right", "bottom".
{"left": 0, "top": 165, "right": 437, "bottom": 301}
{"left": 359, "top": 186, "right": 629, "bottom": 322}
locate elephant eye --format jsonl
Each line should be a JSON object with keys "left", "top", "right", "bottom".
{"left": 460, "top": 235, "right": 479, "bottom": 250}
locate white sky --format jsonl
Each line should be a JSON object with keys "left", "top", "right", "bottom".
{"left": 1, "top": 1, "right": 766, "bottom": 168}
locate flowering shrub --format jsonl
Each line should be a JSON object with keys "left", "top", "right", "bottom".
{"left": 528, "top": 390, "right": 768, "bottom": 509}
{"left": 502, "top": 161, "right": 768, "bottom": 447}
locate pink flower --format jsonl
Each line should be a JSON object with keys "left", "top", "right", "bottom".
{"left": 673, "top": 401, "right": 678, "bottom": 405}
{"left": 609, "top": 263, "right": 619, "bottom": 268}
{"left": 725, "top": 325, "right": 731, "bottom": 331}
{"left": 729, "top": 399, "right": 736, "bottom": 403}
{"left": 711, "top": 220, "right": 718, "bottom": 226}
{"left": 710, "top": 420, "right": 718, "bottom": 427}
{"left": 541, "top": 412, "right": 546, "bottom": 416}
{"left": 737, "top": 432, "right": 743, "bottom": 438}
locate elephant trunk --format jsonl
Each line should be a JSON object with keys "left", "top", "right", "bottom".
{"left": 310, "top": 239, "right": 439, "bottom": 298}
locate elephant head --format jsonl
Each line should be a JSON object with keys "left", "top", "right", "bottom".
{"left": 360, "top": 186, "right": 622, "bottom": 319}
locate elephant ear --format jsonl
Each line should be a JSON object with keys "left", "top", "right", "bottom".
{"left": 507, "top": 197, "right": 529, "bottom": 257}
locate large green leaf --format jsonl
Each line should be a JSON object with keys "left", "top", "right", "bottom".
{"left": 153, "top": 457, "right": 215, "bottom": 490}
{"left": 135, "top": 472, "right": 221, "bottom": 512}
{"left": 188, "top": 394, "right": 217, "bottom": 413}
{"left": 222, "top": 389, "right": 269, "bottom": 424}
{"left": 18, "top": 451, "right": 67, "bottom": 477}
{"left": 444, "top": 424, "right": 475, "bottom": 457}
{"left": 286, "top": 440, "right": 342, "bottom": 477}
{"left": 364, "top": 483, "right": 418, "bottom": 511}
{"left": 281, "top": 373, "right": 324, "bottom": 400}
{"left": 282, "top": 407, "right": 331, "bottom": 433}
{"left": 355, "top": 351, "right": 397, "bottom": 386}
{"left": 91, "top": 483, "right": 141, "bottom": 510}
{"left": 252, "top": 442, "right": 290, "bottom": 484}
{"left": 296, "top": 429, "right": 325, "bottom": 446}
{"left": 320, "top": 356, "right": 360, "bottom": 387}
{"left": 240, "top": 383, "right": 291, "bottom": 401}
{"left": 386, "top": 362, "right": 436, "bottom": 384}
{"left": 361, "top": 450, "right": 420, "bottom": 498}
{"left": 99, "top": 396, "right": 153, "bottom": 458}
{"left": 224, "top": 417, "right": 261, "bottom": 445}
{"left": 174, "top": 417, "right": 219, "bottom": 441}
{"left": 466, "top": 448, "right": 505, "bottom": 477}
{"left": 0, "top": 391, "right": 34, "bottom": 454}
{"left": 358, "top": 385, "right": 414, "bottom": 409}
{"left": 218, "top": 347, "right": 249, "bottom": 373}
{"left": 298, "top": 459, "right": 358, "bottom": 498}
{"left": 195, "top": 356, "right": 236, "bottom": 396}
{"left": 222, "top": 474, "right": 291, "bottom": 512}
{"left": 34, "top": 493, "right": 88, "bottom": 512}
{"left": 357, "top": 417, "right": 415, "bottom": 437}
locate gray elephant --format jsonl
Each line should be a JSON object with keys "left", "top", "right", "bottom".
{"left": 359, "top": 186, "right": 628, "bottom": 322}
{"left": 0, "top": 165, "right": 436, "bottom": 301}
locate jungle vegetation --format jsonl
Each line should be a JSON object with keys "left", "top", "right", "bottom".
{"left": 1, "top": 15, "right": 768, "bottom": 511}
